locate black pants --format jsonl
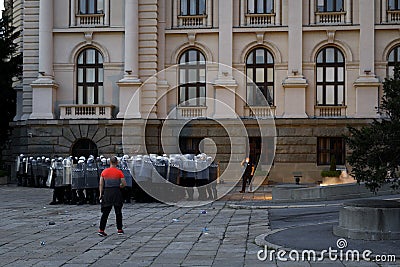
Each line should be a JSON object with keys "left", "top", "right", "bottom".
{"left": 241, "top": 175, "right": 252, "bottom": 192}
{"left": 100, "top": 205, "right": 123, "bottom": 231}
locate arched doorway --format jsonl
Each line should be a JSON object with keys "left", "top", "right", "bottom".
{"left": 71, "top": 138, "right": 98, "bottom": 159}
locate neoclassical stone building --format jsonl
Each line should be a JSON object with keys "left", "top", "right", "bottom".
{"left": 5, "top": 0, "right": 400, "bottom": 183}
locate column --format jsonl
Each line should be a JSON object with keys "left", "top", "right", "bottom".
{"left": 173, "top": 0, "right": 178, "bottom": 28}
{"left": 310, "top": 0, "right": 315, "bottom": 24}
{"left": 123, "top": 0, "right": 139, "bottom": 80}
{"left": 214, "top": 0, "right": 237, "bottom": 119}
{"left": 157, "top": 0, "right": 169, "bottom": 119}
{"left": 240, "top": 0, "right": 246, "bottom": 26}
{"left": 275, "top": 0, "right": 281, "bottom": 25}
{"left": 38, "top": 0, "right": 53, "bottom": 78}
{"left": 104, "top": 0, "right": 110, "bottom": 26}
{"left": 207, "top": 0, "right": 212, "bottom": 27}
{"left": 354, "top": 0, "right": 380, "bottom": 118}
{"left": 30, "top": 0, "right": 58, "bottom": 120}
{"left": 217, "top": 0, "right": 234, "bottom": 78}
{"left": 345, "top": 0, "right": 352, "bottom": 24}
{"left": 382, "top": 0, "right": 387, "bottom": 23}
{"left": 117, "top": 0, "right": 142, "bottom": 119}
{"left": 70, "top": 0, "right": 76, "bottom": 26}
{"left": 282, "top": 0, "right": 308, "bottom": 118}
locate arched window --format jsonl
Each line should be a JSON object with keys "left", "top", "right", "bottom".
{"left": 388, "top": 45, "right": 400, "bottom": 77}
{"left": 178, "top": 49, "right": 206, "bottom": 106}
{"left": 388, "top": 0, "right": 400, "bottom": 10}
{"left": 77, "top": 48, "right": 104, "bottom": 105}
{"left": 79, "top": 0, "right": 104, "bottom": 14}
{"left": 246, "top": 48, "right": 274, "bottom": 106}
{"left": 317, "top": 0, "right": 343, "bottom": 12}
{"left": 181, "top": 0, "right": 206, "bottom": 15}
{"left": 248, "top": 0, "right": 274, "bottom": 14}
{"left": 316, "top": 47, "right": 345, "bottom": 106}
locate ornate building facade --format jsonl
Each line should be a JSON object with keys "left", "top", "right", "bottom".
{"left": 5, "top": 0, "right": 400, "bottom": 183}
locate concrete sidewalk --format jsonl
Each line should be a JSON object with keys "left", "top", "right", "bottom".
{"left": 0, "top": 185, "right": 398, "bottom": 266}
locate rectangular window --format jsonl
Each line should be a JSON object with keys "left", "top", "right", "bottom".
{"left": 248, "top": 0, "right": 274, "bottom": 14}
{"left": 181, "top": 0, "right": 206, "bottom": 15}
{"left": 79, "top": 0, "right": 104, "bottom": 14}
{"left": 317, "top": 0, "right": 343, "bottom": 12}
{"left": 317, "top": 137, "right": 345, "bottom": 165}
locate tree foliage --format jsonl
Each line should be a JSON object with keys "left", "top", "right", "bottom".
{"left": 0, "top": 13, "right": 22, "bottom": 151}
{"left": 346, "top": 65, "right": 400, "bottom": 192}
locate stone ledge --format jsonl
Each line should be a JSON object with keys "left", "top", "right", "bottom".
{"left": 272, "top": 183, "right": 399, "bottom": 203}
{"left": 333, "top": 199, "right": 400, "bottom": 240}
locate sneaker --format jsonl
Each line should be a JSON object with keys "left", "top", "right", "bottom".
{"left": 98, "top": 230, "right": 107, "bottom": 237}
{"left": 117, "top": 229, "right": 124, "bottom": 235}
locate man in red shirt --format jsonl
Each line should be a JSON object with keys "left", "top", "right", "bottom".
{"left": 98, "top": 156, "right": 127, "bottom": 237}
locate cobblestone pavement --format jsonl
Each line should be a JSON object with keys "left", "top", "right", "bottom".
{"left": 0, "top": 185, "right": 399, "bottom": 267}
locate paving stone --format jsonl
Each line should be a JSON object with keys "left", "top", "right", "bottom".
{"left": 2, "top": 186, "right": 396, "bottom": 267}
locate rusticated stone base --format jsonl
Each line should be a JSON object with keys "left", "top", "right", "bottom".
{"left": 4, "top": 118, "right": 373, "bottom": 183}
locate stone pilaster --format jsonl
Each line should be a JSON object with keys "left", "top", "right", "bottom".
{"left": 157, "top": 0, "right": 169, "bottom": 119}
{"left": 117, "top": 81, "right": 142, "bottom": 119}
{"left": 123, "top": 0, "right": 140, "bottom": 81}
{"left": 310, "top": 0, "right": 315, "bottom": 24}
{"left": 139, "top": 0, "right": 158, "bottom": 119}
{"left": 117, "top": 0, "right": 142, "bottom": 119}
{"left": 282, "top": 0, "right": 308, "bottom": 118}
{"left": 382, "top": 0, "right": 387, "bottom": 23}
{"left": 345, "top": 0, "right": 352, "bottom": 24}
{"left": 354, "top": 0, "right": 380, "bottom": 118}
{"left": 214, "top": 0, "right": 237, "bottom": 119}
{"left": 29, "top": 0, "right": 58, "bottom": 120}
{"left": 275, "top": 0, "right": 281, "bottom": 25}
{"left": 21, "top": 0, "right": 40, "bottom": 120}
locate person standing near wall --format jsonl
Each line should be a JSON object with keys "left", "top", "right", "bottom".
{"left": 98, "top": 156, "right": 127, "bottom": 237}
{"left": 240, "top": 157, "right": 255, "bottom": 193}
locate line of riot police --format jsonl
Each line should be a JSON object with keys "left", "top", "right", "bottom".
{"left": 15, "top": 153, "right": 219, "bottom": 204}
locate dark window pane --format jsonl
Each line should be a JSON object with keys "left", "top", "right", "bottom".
{"left": 181, "top": 0, "right": 188, "bottom": 15}
{"left": 336, "top": 0, "right": 343, "bottom": 11}
{"left": 257, "top": 0, "right": 264, "bottom": 13}
{"left": 247, "top": 52, "right": 254, "bottom": 64}
{"left": 80, "top": 0, "right": 86, "bottom": 13}
{"left": 88, "top": 0, "right": 95, "bottom": 13}
{"left": 248, "top": 0, "right": 255, "bottom": 13}
{"left": 256, "top": 49, "right": 265, "bottom": 64}
{"left": 317, "top": 137, "right": 345, "bottom": 165}
{"left": 189, "top": 0, "right": 196, "bottom": 15}
{"left": 199, "top": 0, "right": 206, "bottom": 14}
{"left": 266, "top": 0, "right": 273, "bottom": 13}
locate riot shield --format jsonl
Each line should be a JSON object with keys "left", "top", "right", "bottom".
{"left": 85, "top": 164, "right": 99, "bottom": 189}
{"left": 62, "top": 159, "right": 72, "bottom": 186}
{"left": 54, "top": 161, "right": 64, "bottom": 187}
{"left": 71, "top": 163, "right": 85, "bottom": 189}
